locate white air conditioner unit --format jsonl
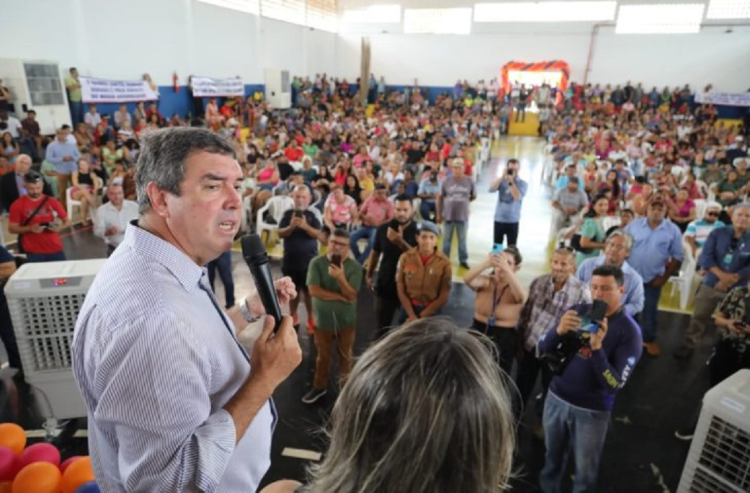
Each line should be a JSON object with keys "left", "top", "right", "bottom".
{"left": 264, "top": 68, "right": 291, "bottom": 109}
{"left": 0, "top": 58, "right": 71, "bottom": 135}
{"left": 678, "top": 369, "right": 750, "bottom": 492}
{"left": 4, "top": 259, "right": 106, "bottom": 431}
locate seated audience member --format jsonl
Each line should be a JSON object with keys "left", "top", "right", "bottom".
{"left": 716, "top": 169, "right": 743, "bottom": 208}
{"left": 538, "top": 265, "right": 642, "bottom": 493}
{"left": 605, "top": 208, "right": 634, "bottom": 237}
{"left": 71, "top": 158, "right": 100, "bottom": 226}
{"left": 465, "top": 246, "right": 527, "bottom": 375}
{"left": 84, "top": 104, "right": 101, "bottom": 129}
{"left": 0, "top": 245, "right": 22, "bottom": 372}
{"left": 396, "top": 221, "right": 452, "bottom": 323}
{"left": 263, "top": 318, "right": 514, "bottom": 493}
{"left": 113, "top": 104, "right": 132, "bottom": 129}
{"left": 577, "top": 230, "right": 644, "bottom": 317}
{"left": 303, "top": 229, "right": 363, "bottom": 405}
{"left": 701, "top": 160, "right": 724, "bottom": 187}
{"left": 344, "top": 174, "right": 362, "bottom": 205}
{"left": 575, "top": 194, "right": 610, "bottom": 265}
{"left": 0, "top": 154, "right": 52, "bottom": 213}
{"left": 394, "top": 168, "right": 419, "bottom": 198}
{"left": 323, "top": 184, "right": 359, "bottom": 231}
{"left": 417, "top": 169, "right": 441, "bottom": 221}
{"left": 94, "top": 183, "right": 138, "bottom": 256}
{"left": 550, "top": 175, "right": 589, "bottom": 238}
{"left": 666, "top": 188, "right": 696, "bottom": 233}
{"left": 684, "top": 201, "right": 724, "bottom": 258}
{"left": 516, "top": 247, "right": 590, "bottom": 420}
{"left": 8, "top": 171, "right": 70, "bottom": 262}
{"left": 631, "top": 182, "right": 654, "bottom": 216}
{"left": 350, "top": 184, "right": 393, "bottom": 264}
{"left": 555, "top": 163, "right": 584, "bottom": 191}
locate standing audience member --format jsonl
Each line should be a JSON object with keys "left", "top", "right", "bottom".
{"left": 366, "top": 195, "right": 418, "bottom": 336}
{"left": 417, "top": 169, "right": 441, "bottom": 221}
{"left": 350, "top": 185, "right": 393, "bottom": 264}
{"left": 396, "top": 221, "right": 452, "bottom": 323}
{"left": 323, "top": 184, "right": 359, "bottom": 231}
{"left": 8, "top": 171, "right": 70, "bottom": 262}
{"left": 278, "top": 185, "right": 324, "bottom": 333}
{"left": 207, "top": 251, "right": 236, "bottom": 310}
{"left": 490, "top": 158, "right": 528, "bottom": 247}
{"left": 70, "top": 158, "right": 100, "bottom": 225}
{"left": 45, "top": 128, "right": 81, "bottom": 207}
{"left": 465, "top": 247, "right": 527, "bottom": 375}
{"left": 304, "top": 229, "right": 363, "bottom": 404}
{"left": 550, "top": 176, "right": 589, "bottom": 238}
{"left": 93, "top": 183, "right": 138, "bottom": 255}
{"left": 438, "top": 158, "right": 476, "bottom": 269}
{"left": 625, "top": 195, "right": 683, "bottom": 356}
{"left": 0, "top": 245, "right": 22, "bottom": 372}
{"left": 538, "top": 265, "right": 642, "bottom": 493}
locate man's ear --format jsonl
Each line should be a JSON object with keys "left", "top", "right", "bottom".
{"left": 146, "top": 182, "right": 170, "bottom": 218}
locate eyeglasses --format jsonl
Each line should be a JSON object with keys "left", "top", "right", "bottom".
{"left": 707, "top": 212, "right": 720, "bottom": 217}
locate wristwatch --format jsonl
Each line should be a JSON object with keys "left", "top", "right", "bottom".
{"left": 238, "top": 297, "right": 261, "bottom": 324}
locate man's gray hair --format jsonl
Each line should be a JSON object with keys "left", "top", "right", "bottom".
{"left": 135, "top": 127, "right": 236, "bottom": 214}
{"left": 606, "top": 229, "right": 634, "bottom": 251}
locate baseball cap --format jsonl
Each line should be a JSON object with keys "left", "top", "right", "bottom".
{"left": 417, "top": 221, "right": 439, "bottom": 236}
{"left": 23, "top": 170, "right": 44, "bottom": 183}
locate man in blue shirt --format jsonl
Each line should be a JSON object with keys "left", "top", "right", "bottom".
{"left": 675, "top": 204, "right": 750, "bottom": 359}
{"left": 490, "top": 158, "right": 528, "bottom": 247}
{"left": 577, "top": 230, "right": 644, "bottom": 317}
{"left": 624, "top": 195, "right": 683, "bottom": 356}
{"left": 44, "top": 128, "right": 80, "bottom": 208}
{"left": 554, "top": 163, "right": 584, "bottom": 191}
{"left": 417, "top": 170, "right": 441, "bottom": 221}
{"left": 538, "top": 264, "right": 642, "bottom": 492}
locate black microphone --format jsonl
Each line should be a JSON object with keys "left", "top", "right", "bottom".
{"left": 241, "top": 234, "right": 283, "bottom": 332}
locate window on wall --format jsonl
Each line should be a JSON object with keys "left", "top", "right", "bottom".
{"left": 474, "top": 2, "right": 616, "bottom": 22}
{"left": 403, "top": 8, "right": 473, "bottom": 34}
{"left": 616, "top": 3, "right": 705, "bottom": 33}
{"left": 307, "top": 0, "right": 338, "bottom": 31}
{"left": 260, "top": 0, "right": 306, "bottom": 25}
{"left": 706, "top": 0, "right": 750, "bottom": 19}
{"left": 197, "top": 0, "right": 260, "bottom": 15}
{"left": 342, "top": 4, "right": 401, "bottom": 23}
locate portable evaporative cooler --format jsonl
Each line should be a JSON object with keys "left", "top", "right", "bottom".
{"left": 4, "top": 259, "right": 106, "bottom": 427}
{"left": 678, "top": 369, "right": 750, "bottom": 492}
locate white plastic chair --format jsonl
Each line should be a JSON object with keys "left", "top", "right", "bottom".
{"left": 601, "top": 215, "right": 621, "bottom": 232}
{"left": 66, "top": 187, "right": 83, "bottom": 224}
{"left": 256, "top": 195, "right": 294, "bottom": 243}
{"left": 693, "top": 199, "right": 707, "bottom": 221}
{"left": 669, "top": 240, "right": 697, "bottom": 310}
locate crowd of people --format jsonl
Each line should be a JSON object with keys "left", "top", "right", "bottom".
{"left": 1, "top": 72, "right": 750, "bottom": 492}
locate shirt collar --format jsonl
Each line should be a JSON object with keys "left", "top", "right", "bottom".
{"left": 122, "top": 220, "right": 204, "bottom": 293}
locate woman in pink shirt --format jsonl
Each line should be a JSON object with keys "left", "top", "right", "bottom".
{"left": 324, "top": 184, "right": 359, "bottom": 231}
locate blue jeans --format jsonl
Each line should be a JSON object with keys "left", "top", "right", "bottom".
{"left": 641, "top": 284, "right": 661, "bottom": 343}
{"left": 420, "top": 200, "right": 436, "bottom": 221}
{"left": 207, "top": 251, "right": 235, "bottom": 308}
{"left": 26, "top": 251, "right": 66, "bottom": 262}
{"left": 540, "top": 392, "right": 610, "bottom": 493}
{"left": 397, "top": 304, "right": 432, "bottom": 324}
{"left": 69, "top": 101, "right": 84, "bottom": 126}
{"left": 350, "top": 226, "right": 376, "bottom": 264}
{"left": 442, "top": 220, "right": 467, "bottom": 263}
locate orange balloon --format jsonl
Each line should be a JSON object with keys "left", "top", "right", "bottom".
{"left": 12, "top": 462, "right": 61, "bottom": 493}
{"left": 0, "top": 425, "right": 25, "bottom": 456}
{"left": 60, "top": 456, "right": 95, "bottom": 493}
{"left": 0, "top": 481, "right": 10, "bottom": 493}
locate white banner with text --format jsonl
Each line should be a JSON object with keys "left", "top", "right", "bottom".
{"left": 190, "top": 76, "right": 244, "bottom": 97}
{"left": 80, "top": 77, "right": 159, "bottom": 103}
{"left": 695, "top": 91, "right": 750, "bottom": 108}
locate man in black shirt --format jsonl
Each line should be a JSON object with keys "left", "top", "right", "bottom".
{"left": 366, "top": 194, "right": 418, "bottom": 338}
{"left": 278, "top": 185, "right": 324, "bottom": 332}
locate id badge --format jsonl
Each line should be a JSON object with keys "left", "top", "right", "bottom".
{"left": 723, "top": 253, "right": 733, "bottom": 265}
{"left": 487, "top": 316, "right": 496, "bottom": 327}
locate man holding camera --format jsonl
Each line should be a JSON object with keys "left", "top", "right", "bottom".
{"left": 303, "top": 229, "right": 363, "bottom": 405}
{"left": 538, "top": 265, "right": 642, "bottom": 493}
{"left": 8, "top": 171, "right": 70, "bottom": 262}
{"left": 490, "top": 158, "right": 527, "bottom": 247}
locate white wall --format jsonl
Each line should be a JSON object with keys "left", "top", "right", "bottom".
{"left": 0, "top": 0, "right": 338, "bottom": 85}
{"left": 338, "top": 24, "right": 750, "bottom": 92}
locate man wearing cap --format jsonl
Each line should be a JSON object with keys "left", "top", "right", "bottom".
{"left": 684, "top": 202, "right": 725, "bottom": 259}
{"left": 624, "top": 195, "right": 683, "bottom": 356}
{"left": 8, "top": 171, "right": 70, "bottom": 262}
{"left": 396, "top": 221, "right": 452, "bottom": 322}
{"left": 550, "top": 174, "right": 588, "bottom": 238}
{"left": 0, "top": 154, "right": 52, "bottom": 213}
{"left": 675, "top": 204, "right": 750, "bottom": 359}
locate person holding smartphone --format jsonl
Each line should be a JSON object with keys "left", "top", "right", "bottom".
{"left": 537, "top": 265, "right": 642, "bottom": 493}
{"left": 490, "top": 158, "right": 527, "bottom": 247}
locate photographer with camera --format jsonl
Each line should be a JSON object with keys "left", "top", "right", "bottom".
{"left": 490, "top": 158, "right": 527, "bottom": 247}
{"left": 538, "top": 264, "right": 642, "bottom": 493}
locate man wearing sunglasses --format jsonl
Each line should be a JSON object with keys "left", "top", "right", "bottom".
{"left": 675, "top": 204, "right": 750, "bottom": 360}
{"left": 684, "top": 202, "right": 724, "bottom": 259}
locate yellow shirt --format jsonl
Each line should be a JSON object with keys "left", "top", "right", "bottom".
{"left": 360, "top": 176, "right": 375, "bottom": 192}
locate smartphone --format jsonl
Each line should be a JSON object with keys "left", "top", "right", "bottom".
{"left": 582, "top": 299, "right": 609, "bottom": 333}
{"left": 492, "top": 243, "right": 505, "bottom": 255}
{"left": 294, "top": 210, "right": 304, "bottom": 218}
{"left": 507, "top": 169, "right": 514, "bottom": 176}
{"left": 389, "top": 219, "right": 400, "bottom": 231}
{"left": 331, "top": 254, "right": 342, "bottom": 268}
{"left": 39, "top": 222, "right": 51, "bottom": 229}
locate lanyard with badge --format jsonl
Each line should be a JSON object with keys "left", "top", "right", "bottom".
{"left": 487, "top": 281, "right": 510, "bottom": 327}
{"left": 724, "top": 232, "right": 747, "bottom": 266}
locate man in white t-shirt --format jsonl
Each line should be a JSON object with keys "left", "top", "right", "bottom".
{"left": 0, "top": 111, "right": 22, "bottom": 139}
{"left": 84, "top": 104, "right": 102, "bottom": 129}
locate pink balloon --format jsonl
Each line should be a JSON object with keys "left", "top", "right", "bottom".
{"left": 18, "top": 443, "right": 60, "bottom": 469}
{"left": 0, "top": 447, "right": 19, "bottom": 482}
{"left": 59, "top": 457, "right": 83, "bottom": 474}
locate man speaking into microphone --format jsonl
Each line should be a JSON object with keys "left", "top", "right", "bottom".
{"left": 72, "top": 128, "right": 302, "bottom": 492}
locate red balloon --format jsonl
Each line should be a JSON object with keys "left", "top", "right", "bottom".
{"left": 19, "top": 443, "right": 61, "bottom": 469}
{"left": 12, "top": 462, "right": 61, "bottom": 493}
{"left": 0, "top": 447, "right": 19, "bottom": 482}
{"left": 60, "top": 456, "right": 84, "bottom": 473}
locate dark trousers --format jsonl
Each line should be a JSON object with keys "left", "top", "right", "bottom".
{"left": 494, "top": 221, "right": 519, "bottom": 247}
{"left": 710, "top": 339, "right": 750, "bottom": 387}
{"left": 374, "top": 295, "right": 400, "bottom": 340}
{"left": 207, "top": 251, "right": 235, "bottom": 309}
{"left": 420, "top": 200, "right": 436, "bottom": 221}
{"left": 516, "top": 347, "right": 553, "bottom": 418}
{"left": 472, "top": 318, "right": 518, "bottom": 376}
{"left": 26, "top": 251, "right": 66, "bottom": 263}
{"left": 0, "top": 294, "right": 22, "bottom": 370}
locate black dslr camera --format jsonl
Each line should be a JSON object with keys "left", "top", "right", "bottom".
{"left": 541, "top": 300, "right": 608, "bottom": 375}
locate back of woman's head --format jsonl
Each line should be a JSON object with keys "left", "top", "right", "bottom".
{"left": 308, "top": 318, "right": 515, "bottom": 493}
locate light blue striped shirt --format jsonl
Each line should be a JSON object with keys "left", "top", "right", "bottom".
{"left": 576, "top": 256, "right": 645, "bottom": 317}
{"left": 73, "top": 222, "right": 275, "bottom": 492}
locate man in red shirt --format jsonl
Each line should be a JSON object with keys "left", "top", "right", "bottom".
{"left": 283, "top": 141, "right": 304, "bottom": 163}
{"left": 8, "top": 171, "right": 70, "bottom": 262}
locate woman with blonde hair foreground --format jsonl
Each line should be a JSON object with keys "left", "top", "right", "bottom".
{"left": 263, "top": 317, "right": 515, "bottom": 493}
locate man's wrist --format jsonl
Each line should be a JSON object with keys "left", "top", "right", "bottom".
{"left": 238, "top": 297, "right": 261, "bottom": 324}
